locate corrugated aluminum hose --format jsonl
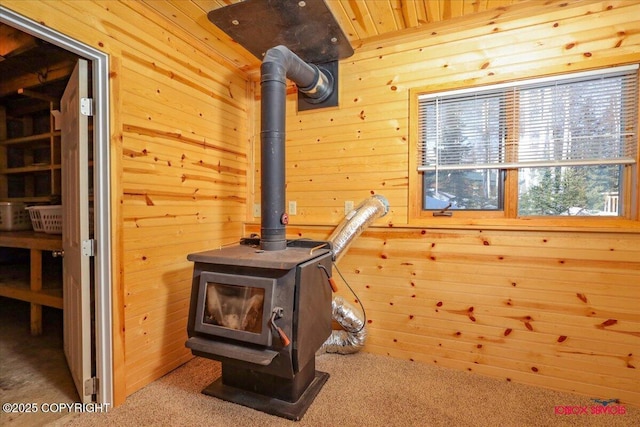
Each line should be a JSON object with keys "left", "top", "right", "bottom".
{"left": 327, "top": 195, "right": 389, "bottom": 263}
{"left": 319, "top": 195, "right": 389, "bottom": 354}
{"left": 318, "top": 296, "right": 367, "bottom": 355}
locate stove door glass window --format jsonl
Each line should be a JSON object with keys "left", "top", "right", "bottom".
{"left": 204, "top": 282, "right": 265, "bottom": 334}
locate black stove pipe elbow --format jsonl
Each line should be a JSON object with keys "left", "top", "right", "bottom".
{"left": 260, "top": 46, "right": 334, "bottom": 251}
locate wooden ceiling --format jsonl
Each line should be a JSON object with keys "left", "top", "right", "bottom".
{"left": 0, "top": 0, "right": 531, "bottom": 105}
{"left": 141, "top": 0, "right": 529, "bottom": 73}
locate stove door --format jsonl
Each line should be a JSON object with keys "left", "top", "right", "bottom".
{"left": 194, "top": 272, "right": 275, "bottom": 346}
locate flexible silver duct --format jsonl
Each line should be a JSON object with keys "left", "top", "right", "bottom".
{"left": 327, "top": 195, "right": 390, "bottom": 263}
{"left": 317, "top": 296, "right": 366, "bottom": 355}
{"left": 320, "top": 195, "right": 389, "bottom": 354}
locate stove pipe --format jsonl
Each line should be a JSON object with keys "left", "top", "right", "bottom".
{"left": 260, "top": 46, "right": 334, "bottom": 251}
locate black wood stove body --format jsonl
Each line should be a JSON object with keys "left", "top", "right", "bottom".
{"left": 186, "top": 238, "right": 333, "bottom": 420}
{"left": 186, "top": 2, "right": 354, "bottom": 417}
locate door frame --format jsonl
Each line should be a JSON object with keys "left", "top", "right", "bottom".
{"left": 1, "top": 7, "right": 114, "bottom": 405}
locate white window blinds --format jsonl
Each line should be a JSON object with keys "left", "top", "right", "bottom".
{"left": 417, "top": 65, "right": 639, "bottom": 171}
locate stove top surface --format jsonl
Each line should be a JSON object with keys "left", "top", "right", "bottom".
{"left": 187, "top": 239, "right": 331, "bottom": 270}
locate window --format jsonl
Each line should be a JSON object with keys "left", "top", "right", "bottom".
{"left": 413, "top": 65, "right": 638, "bottom": 220}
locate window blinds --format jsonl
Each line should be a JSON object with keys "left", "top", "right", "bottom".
{"left": 417, "top": 65, "right": 639, "bottom": 171}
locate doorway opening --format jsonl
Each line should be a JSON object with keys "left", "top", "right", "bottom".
{"left": 0, "top": 6, "right": 113, "bottom": 408}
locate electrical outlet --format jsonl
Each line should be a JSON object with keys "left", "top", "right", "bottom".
{"left": 253, "top": 203, "right": 261, "bottom": 217}
{"left": 289, "top": 201, "right": 297, "bottom": 215}
{"left": 344, "top": 200, "right": 354, "bottom": 215}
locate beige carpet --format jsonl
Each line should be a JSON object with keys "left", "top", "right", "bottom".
{"left": 50, "top": 352, "right": 638, "bottom": 427}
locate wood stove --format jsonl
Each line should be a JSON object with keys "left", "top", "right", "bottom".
{"left": 186, "top": 3, "right": 354, "bottom": 416}
{"left": 186, "top": 238, "right": 334, "bottom": 420}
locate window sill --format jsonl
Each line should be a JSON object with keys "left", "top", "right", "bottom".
{"left": 407, "top": 216, "right": 640, "bottom": 233}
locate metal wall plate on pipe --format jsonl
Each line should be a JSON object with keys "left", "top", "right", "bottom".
{"left": 297, "top": 61, "right": 338, "bottom": 111}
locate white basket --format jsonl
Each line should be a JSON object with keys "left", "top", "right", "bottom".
{"left": 27, "top": 206, "right": 44, "bottom": 232}
{"left": 0, "top": 202, "right": 32, "bottom": 231}
{"left": 27, "top": 205, "right": 62, "bottom": 234}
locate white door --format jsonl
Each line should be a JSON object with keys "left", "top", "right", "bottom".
{"left": 61, "top": 59, "right": 92, "bottom": 403}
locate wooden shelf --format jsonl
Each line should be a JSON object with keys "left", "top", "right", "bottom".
{"left": 0, "top": 265, "right": 63, "bottom": 309}
{"left": 0, "top": 232, "right": 64, "bottom": 334}
{"left": 1, "top": 196, "right": 53, "bottom": 203}
{"left": 0, "top": 131, "right": 60, "bottom": 146}
{"left": 0, "top": 230, "right": 63, "bottom": 250}
{"left": 1, "top": 103, "right": 61, "bottom": 201}
{"left": 1, "top": 164, "right": 58, "bottom": 174}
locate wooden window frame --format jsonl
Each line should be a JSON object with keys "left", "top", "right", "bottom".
{"left": 408, "top": 71, "right": 640, "bottom": 230}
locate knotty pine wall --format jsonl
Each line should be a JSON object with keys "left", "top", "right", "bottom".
{"left": 3, "top": 0, "right": 252, "bottom": 403}
{"left": 246, "top": 0, "right": 640, "bottom": 405}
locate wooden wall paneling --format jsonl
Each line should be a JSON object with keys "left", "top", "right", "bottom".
{"left": 120, "top": 238, "right": 243, "bottom": 291}
{"left": 349, "top": 270, "right": 640, "bottom": 322}
{"left": 270, "top": 206, "right": 401, "bottom": 228}
{"left": 117, "top": 47, "right": 248, "bottom": 112}
{"left": 124, "top": 289, "right": 191, "bottom": 337}
{"left": 363, "top": 323, "right": 637, "bottom": 390}
{"left": 123, "top": 323, "right": 194, "bottom": 394}
{"left": 289, "top": 103, "right": 408, "bottom": 135}
{"left": 360, "top": 287, "right": 638, "bottom": 348}
{"left": 120, "top": 179, "right": 245, "bottom": 207}
{"left": 123, "top": 272, "right": 191, "bottom": 307}
{"left": 250, "top": 0, "right": 640, "bottom": 231}
{"left": 329, "top": 228, "right": 640, "bottom": 405}
{"left": 122, "top": 223, "right": 241, "bottom": 253}
{"left": 363, "top": 306, "right": 636, "bottom": 367}
{"left": 124, "top": 216, "right": 242, "bottom": 250}
{"left": 120, "top": 154, "right": 247, "bottom": 196}
{"left": 285, "top": 168, "right": 404, "bottom": 192}
{"left": 113, "top": 8, "right": 249, "bottom": 397}
{"left": 244, "top": 216, "right": 640, "bottom": 405}
{"left": 286, "top": 121, "right": 406, "bottom": 152}
{"left": 125, "top": 320, "right": 193, "bottom": 367}
{"left": 340, "top": 259, "right": 638, "bottom": 306}
{"left": 125, "top": 295, "right": 191, "bottom": 342}
{"left": 124, "top": 340, "right": 193, "bottom": 396}
{"left": 118, "top": 70, "right": 247, "bottom": 130}
{"left": 119, "top": 137, "right": 247, "bottom": 199}
{"left": 120, "top": 134, "right": 247, "bottom": 181}
{"left": 364, "top": 338, "right": 639, "bottom": 404}
{"left": 246, "top": 5, "right": 640, "bottom": 408}
{"left": 369, "top": 344, "right": 638, "bottom": 405}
